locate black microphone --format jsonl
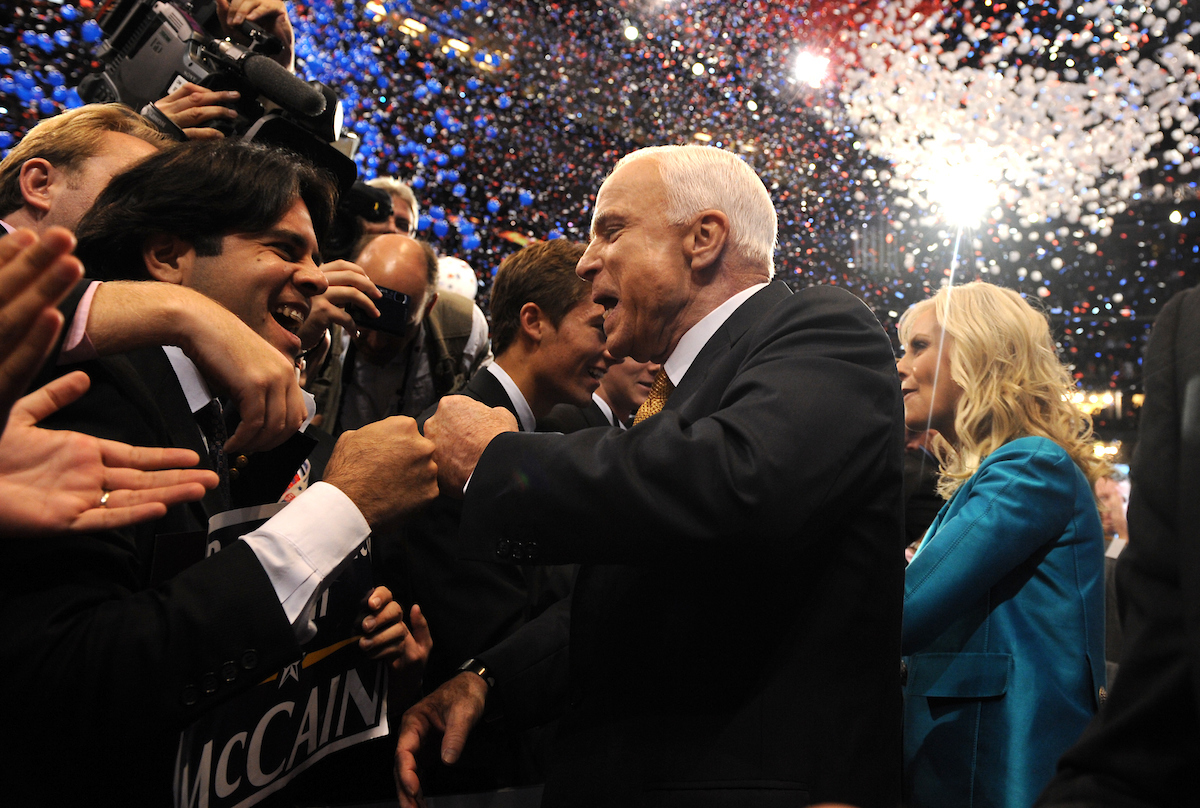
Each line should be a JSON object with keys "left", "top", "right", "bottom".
{"left": 241, "top": 54, "right": 326, "bottom": 117}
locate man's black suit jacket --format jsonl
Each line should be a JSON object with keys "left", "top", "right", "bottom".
{"left": 457, "top": 282, "right": 906, "bottom": 808}
{"left": 0, "top": 346, "right": 301, "bottom": 806}
{"left": 539, "top": 397, "right": 616, "bottom": 432}
{"left": 1038, "top": 286, "right": 1200, "bottom": 807}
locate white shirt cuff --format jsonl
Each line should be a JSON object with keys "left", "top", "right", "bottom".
{"left": 241, "top": 481, "right": 371, "bottom": 640}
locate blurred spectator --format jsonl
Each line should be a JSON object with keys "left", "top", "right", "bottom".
{"left": 1095, "top": 469, "right": 1130, "bottom": 544}
{"left": 1096, "top": 468, "right": 1131, "bottom": 686}
{"left": 320, "top": 232, "right": 490, "bottom": 433}
{"left": 898, "top": 282, "right": 1108, "bottom": 808}
{"left": 540, "top": 355, "right": 659, "bottom": 431}
{"left": 365, "top": 175, "right": 419, "bottom": 236}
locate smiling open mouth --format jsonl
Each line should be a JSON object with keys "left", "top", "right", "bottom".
{"left": 272, "top": 304, "right": 307, "bottom": 334}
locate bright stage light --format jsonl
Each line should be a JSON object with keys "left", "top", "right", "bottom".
{"left": 793, "top": 52, "right": 829, "bottom": 88}
{"left": 1170, "top": 210, "right": 1184, "bottom": 224}
{"left": 624, "top": 25, "right": 639, "bottom": 41}
{"left": 924, "top": 160, "right": 1000, "bottom": 228}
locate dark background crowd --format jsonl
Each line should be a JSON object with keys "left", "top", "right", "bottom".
{"left": 3, "top": 0, "right": 1199, "bottom": 452}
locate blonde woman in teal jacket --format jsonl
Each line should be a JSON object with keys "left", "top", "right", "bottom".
{"left": 896, "top": 282, "right": 1107, "bottom": 808}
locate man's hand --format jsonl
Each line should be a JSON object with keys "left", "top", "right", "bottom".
{"left": 0, "top": 227, "right": 82, "bottom": 429}
{"left": 298, "top": 259, "right": 381, "bottom": 352}
{"left": 151, "top": 82, "right": 239, "bottom": 140}
{"left": 324, "top": 416, "right": 438, "bottom": 527}
{"left": 0, "top": 371, "right": 219, "bottom": 536}
{"left": 217, "top": 0, "right": 296, "bottom": 70}
{"left": 360, "top": 586, "right": 432, "bottom": 671}
{"left": 423, "top": 396, "right": 518, "bottom": 496}
{"left": 394, "top": 672, "right": 489, "bottom": 808}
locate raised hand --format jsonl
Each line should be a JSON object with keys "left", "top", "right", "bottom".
{"left": 324, "top": 416, "right": 439, "bottom": 527}
{"left": 0, "top": 371, "right": 218, "bottom": 536}
{"left": 0, "top": 227, "right": 82, "bottom": 430}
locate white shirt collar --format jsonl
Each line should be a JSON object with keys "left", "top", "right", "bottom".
{"left": 663, "top": 282, "right": 769, "bottom": 385}
{"left": 162, "top": 345, "right": 316, "bottom": 427}
{"left": 163, "top": 346, "right": 216, "bottom": 414}
{"left": 592, "top": 391, "right": 622, "bottom": 429}
{"left": 1, "top": 219, "right": 15, "bottom": 234}
{"left": 486, "top": 362, "right": 536, "bottom": 432}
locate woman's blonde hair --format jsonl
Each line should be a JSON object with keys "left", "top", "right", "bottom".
{"left": 899, "top": 281, "right": 1109, "bottom": 498}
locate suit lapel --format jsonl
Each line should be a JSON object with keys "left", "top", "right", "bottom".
{"left": 462, "top": 369, "right": 524, "bottom": 431}
{"left": 667, "top": 281, "right": 792, "bottom": 410}
{"left": 118, "top": 347, "right": 218, "bottom": 526}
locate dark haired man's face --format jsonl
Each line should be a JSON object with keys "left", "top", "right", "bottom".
{"left": 183, "top": 199, "right": 327, "bottom": 360}
{"left": 535, "top": 298, "right": 611, "bottom": 408}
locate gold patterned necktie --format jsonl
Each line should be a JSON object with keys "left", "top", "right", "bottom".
{"left": 632, "top": 368, "right": 675, "bottom": 425}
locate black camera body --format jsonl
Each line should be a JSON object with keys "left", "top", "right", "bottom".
{"left": 78, "top": 0, "right": 356, "bottom": 192}
{"left": 350, "top": 285, "right": 412, "bottom": 337}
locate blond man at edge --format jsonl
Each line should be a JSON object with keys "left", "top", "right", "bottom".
{"left": 398, "top": 145, "right": 906, "bottom": 808}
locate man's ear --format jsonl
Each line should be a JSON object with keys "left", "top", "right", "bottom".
{"left": 142, "top": 233, "right": 196, "bottom": 285}
{"left": 684, "top": 209, "right": 730, "bottom": 274}
{"left": 17, "top": 159, "right": 56, "bottom": 214}
{"left": 423, "top": 290, "right": 439, "bottom": 318}
{"left": 517, "top": 301, "right": 546, "bottom": 346}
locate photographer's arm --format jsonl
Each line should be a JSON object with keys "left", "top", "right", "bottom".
{"left": 219, "top": 0, "right": 296, "bottom": 71}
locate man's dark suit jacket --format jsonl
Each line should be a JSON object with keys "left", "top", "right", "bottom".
{"left": 0, "top": 346, "right": 301, "bottom": 806}
{"left": 457, "top": 282, "right": 906, "bottom": 808}
{"left": 381, "top": 369, "right": 574, "bottom": 790}
{"left": 539, "top": 397, "right": 616, "bottom": 432}
{"left": 1038, "top": 286, "right": 1200, "bottom": 807}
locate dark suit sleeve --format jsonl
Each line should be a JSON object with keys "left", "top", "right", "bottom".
{"left": 1038, "top": 288, "right": 1200, "bottom": 807}
{"left": 458, "top": 288, "right": 899, "bottom": 567}
{"left": 482, "top": 596, "right": 571, "bottom": 729}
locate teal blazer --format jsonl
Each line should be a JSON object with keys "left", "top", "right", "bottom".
{"left": 902, "top": 436, "right": 1106, "bottom": 808}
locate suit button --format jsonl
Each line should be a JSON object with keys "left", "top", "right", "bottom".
{"left": 900, "top": 660, "right": 909, "bottom": 687}
{"left": 526, "top": 542, "right": 539, "bottom": 562}
{"left": 234, "top": 455, "right": 249, "bottom": 470}
{"left": 181, "top": 685, "right": 200, "bottom": 706}
{"left": 201, "top": 673, "right": 219, "bottom": 695}
{"left": 496, "top": 540, "right": 510, "bottom": 560}
{"left": 229, "top": 467, "right": 240, "bottom": 481}
{"left": 241, "top": 650, "right": 259, "bottom": 670}
{"left": 221, "top": 661, "right": 239, "bottom": 683}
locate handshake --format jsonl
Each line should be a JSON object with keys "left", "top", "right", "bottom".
{"left": 323, "top": 395, "right": 519, "bottom": 528}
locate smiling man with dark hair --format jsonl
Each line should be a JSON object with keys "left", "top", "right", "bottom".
{"left": 0, "top": 139, "right": 440, "bottom": 806}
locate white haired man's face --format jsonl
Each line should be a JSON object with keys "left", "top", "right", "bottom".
{"left": 576, "top": 158, "right": 694, "bottom": 363}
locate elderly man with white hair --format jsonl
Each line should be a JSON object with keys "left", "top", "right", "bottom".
{"left": 398, "top": 145, "right": 906, "bottom": 808}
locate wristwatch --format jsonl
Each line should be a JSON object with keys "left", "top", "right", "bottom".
{"left": 457, "top": 658, "right": 495, "bottom": 688}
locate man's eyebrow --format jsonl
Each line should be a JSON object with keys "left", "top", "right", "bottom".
{"left": 591, "top": 211, "right": 622, "bottom": 235}
{"left": 257, "top": 228, "right": 321, "bottom": 264}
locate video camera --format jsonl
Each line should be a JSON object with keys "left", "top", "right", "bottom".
{"left": 78, "top": 0, "right": 357, "bottom": 193}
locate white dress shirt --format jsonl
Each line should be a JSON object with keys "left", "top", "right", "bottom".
{"left": 485, "top": 361, "right": 536, "bottom": 432}
{"left": 663, "top": 282, "right": 769, "bottom": 385}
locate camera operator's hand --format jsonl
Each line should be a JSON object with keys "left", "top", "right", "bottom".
{"left": 298, "top": 260, "right": 382, "bottom": 352}
{"left": 218, "top": 0, "right": 296, "bottom": 71}
{"left": 152, "top": 83, "right": 240, "bottom": 141}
